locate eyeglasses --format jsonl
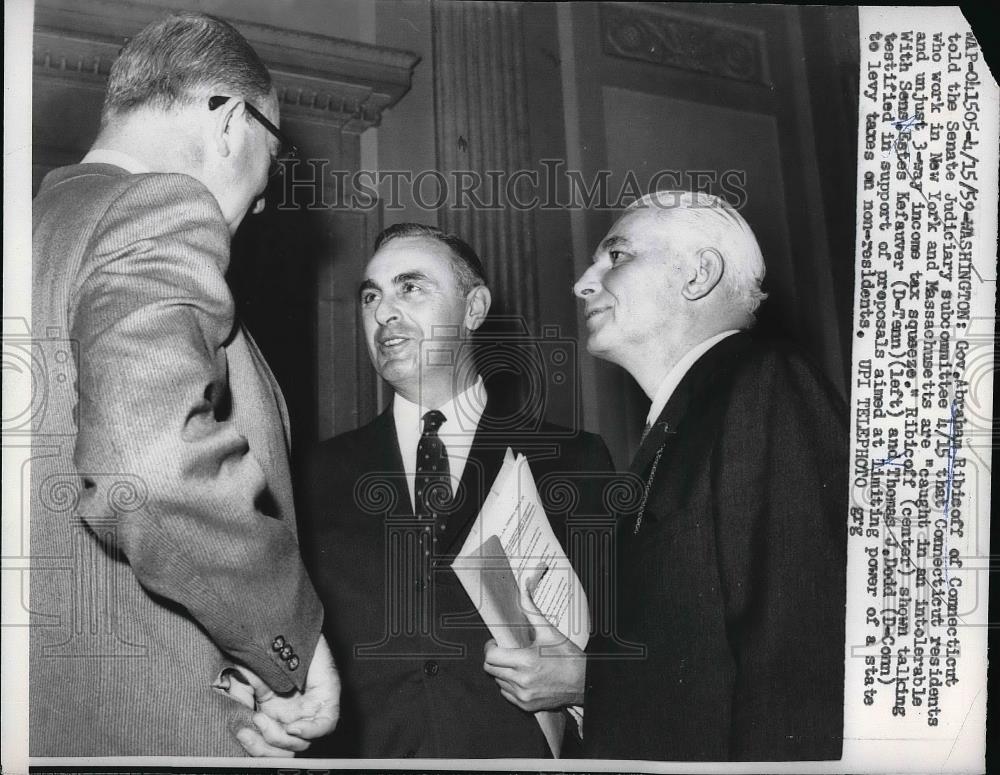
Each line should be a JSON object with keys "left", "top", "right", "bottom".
{"left": 209, "top": 95, "right": 299, "bottom": 178}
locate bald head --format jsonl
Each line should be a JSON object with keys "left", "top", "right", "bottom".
{"left": 625, "top": 191, "right": 768, "bottom": 322}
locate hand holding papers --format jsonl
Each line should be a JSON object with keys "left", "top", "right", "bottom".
{"left": 453, "top": 449, "right": 589, "bottom": 756}
{"left": 481, "top": 575, "right": 587, "bottom": 731}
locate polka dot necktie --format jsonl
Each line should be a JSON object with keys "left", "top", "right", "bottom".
{"left": 415, "top": 409, "right": 452, "bottom": 522}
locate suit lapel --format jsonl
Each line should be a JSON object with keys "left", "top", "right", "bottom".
{"left": 241, "top": 324, "right": 292, "bottom": 452}
{"left": 629, "top": 417, "right": 672, "bottom": 477}
{"left": 628, "top": 332, "right": 751, "bottom": 479}
{"left": 373, "top": 408, "right": 413, "bottom": 518}
{"left": 628, "top": 379, "right": 696, "bottom": 479}
{"left": 437, "top": 399, "right": 509, "bottom": 554}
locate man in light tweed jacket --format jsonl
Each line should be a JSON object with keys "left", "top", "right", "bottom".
{"left": 30, "top": 12, "right": 338, "bottom": 757}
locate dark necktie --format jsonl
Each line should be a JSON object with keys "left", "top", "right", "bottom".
{"left": 415, "top": 409, "right": 452, "bottom": 523}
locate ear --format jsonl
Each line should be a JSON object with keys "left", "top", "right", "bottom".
{"left": 464, "top": 286, "right": 492, "bottom": 331}
{"left": 210, "top": 98, "right": 248, "bottom": 159}
{"left": 682, "top": 247, "right": 724, "bottom": 301}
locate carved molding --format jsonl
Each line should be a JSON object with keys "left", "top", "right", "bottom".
{"left": 600, "top": 3, "right": 769, "bottom": 86}
{"left": 33, "top": 0, "right": 420, "bottom": 132}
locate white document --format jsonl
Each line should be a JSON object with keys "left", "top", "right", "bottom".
{"left": 452, "top": 448, "right": 589, "bottom": 757}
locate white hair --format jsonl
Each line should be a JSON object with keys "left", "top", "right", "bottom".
{"left": 626, "top": 190, "right": 768, "bottom": 321}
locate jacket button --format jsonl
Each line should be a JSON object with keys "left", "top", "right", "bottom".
{"left": 271, "top": 636, "right": 285, "bottom": 651}
{"left": 288, "top": 655, "right": 300, "bottom": 671}
{"left": 423, "top": 660, "right": 439, "bottom": 677}
{"left": 280, "top": 645, "right": 293, "bottom": 660}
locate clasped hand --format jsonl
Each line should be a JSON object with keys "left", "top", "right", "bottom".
{"left": 229, "top": 634, "right": 341, "bottom": 756}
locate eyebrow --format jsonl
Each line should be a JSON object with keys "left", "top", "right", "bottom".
{"left": 357, "top": 271, "right": 435, "bottom": 300}
{"left": 601, "top": 235, "right": 629, "bottom": 251}
{"left": 595, "top": 235, "right": 630, "bottom": 261}
{"left": 358, "top": 278, "right": 380, "bottom": 300}
{"left": 394, "top": 271, "right": 433, "bottom": 286}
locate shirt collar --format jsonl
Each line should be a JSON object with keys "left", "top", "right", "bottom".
{"left": 393, "top": 375, "right": 487, "bottom": 441}
{"left": 80, "top": 149, "right": 151, "bottom": 174}
{"left": 645, "top": 330, "right": 740, "bottom": 427}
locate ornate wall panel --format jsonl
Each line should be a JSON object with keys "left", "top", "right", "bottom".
{"left": 599, "top": 2, "right": 771, "bottom": 86}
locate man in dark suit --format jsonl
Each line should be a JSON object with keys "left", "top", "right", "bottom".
{"left": 299, "top": 223, "right": 614, "bottom": 757}
{"left": 30, "top": 12, "right": 337, "bottom": 756}
{"left": 571, "top": 191, "right": 848, "bottom": 760}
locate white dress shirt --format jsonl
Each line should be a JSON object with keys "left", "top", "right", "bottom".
{"left": 80, "top": 149, "right": 151, "bottom": 174}
{"left": 645, "top": 330, "right": 740, "bottom": 428}
{"left": 393, "top": 376, "right": 488, "bottom": 511}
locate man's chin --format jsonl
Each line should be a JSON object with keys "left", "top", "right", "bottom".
{"left": 585, "top": 334, "right": 610, "bottom": 358}
{"left": 376, "top": 357, "right": 416, "bottom": 386}
{"left": 585, "top": 336, "right": 626, "bottom": 368}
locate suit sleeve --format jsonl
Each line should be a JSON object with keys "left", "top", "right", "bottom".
{"left": 69, "top": 174, "right": 322, "bottom": 692}
{"left": 710, "top": 351, "right": 848, "bottom": 760}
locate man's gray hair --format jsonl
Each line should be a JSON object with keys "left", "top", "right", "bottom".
{"left": 102, "top": 12, "right": 272, "bottom": 123}
{"left": 627, "top": 190, "right": 768, "bottom": 321}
